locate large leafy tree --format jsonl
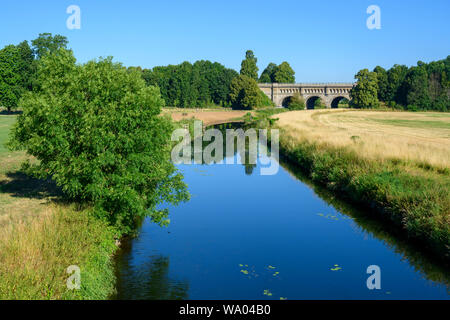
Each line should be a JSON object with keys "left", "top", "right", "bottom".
{"left": 274, "top": 61, "right": 295, "bottom": 83}
{"left": 373, "top": 66, "right": 388, "bottom": 102}
{"left": 350, "top": 69, "right": 379, "bottom": 108}
{"left": 10, "top": 49, "right": 189, "bottom": 234}
{"left": 259, "top": 63, "right": 277, "bottom": 83}
{"left": 31, "top": 33, "right": 68, "bottom": 59}
{"left": 386, "top": 64, "right": 408, "bottom": 104}
{"left": 405, "top": 64, "right": 431, "bottom": 109}
{"left": 229, "top": 75, "right": 261, "bottom": 109}
{"left": 0, "top": 45, "right": 22, "bottom": 112}
{"left": 240, "top": 50, "right": 259, "bottom": 80}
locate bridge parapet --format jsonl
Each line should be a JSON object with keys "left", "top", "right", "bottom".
{"left": 258, "top": 83, "right": 355, "bottom": 108}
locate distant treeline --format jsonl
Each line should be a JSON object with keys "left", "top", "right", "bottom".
{"left": 129, "top": 61, "right": 238, "bottom": 108}
{"left": 374, "top": 57, "right": 450, "bottom": 111}
{"left": 352, "top": 57, "right": 450, "bottom": 111}
{"left": 0, "top": 33, "right": 69, "bottom": 112}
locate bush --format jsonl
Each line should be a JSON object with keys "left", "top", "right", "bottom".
{"left": 314, "top": 97, "right": 326, "bottom": 109}
{"left": 10, "top": 49, "right": 189, "bottom": 234}
{"left": 287, "top": 93, "right": 305, "bottom": 110}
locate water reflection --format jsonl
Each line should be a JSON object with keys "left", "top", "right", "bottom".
{"left": 280, "top": 156, "right": 450, "bottom": 289}
{"left": 114, "top": 240, "right": 189, "bottom": 300}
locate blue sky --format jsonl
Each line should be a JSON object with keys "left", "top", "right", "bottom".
{"left": 1, "top": 0, "right": 449, "bottom": 82}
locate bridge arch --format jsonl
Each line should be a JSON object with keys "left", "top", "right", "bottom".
{"left": 331, "top": 96, "right": 348, "bottom": 108}
{"left": 306, "top": 96, "right": 320, "bottom": 109}
{"left": 281, "top": 96, "right": 293, "bottom": 108}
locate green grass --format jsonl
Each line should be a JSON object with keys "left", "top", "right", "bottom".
{"left": 0, "top": 115, "right": 16, "bottom": 154}
{"left": 0, "top": 115, "right": 119, "bottom": 299}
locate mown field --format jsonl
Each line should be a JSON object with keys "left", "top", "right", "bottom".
{"left": 276, "top": 110, "right": 450, "bottom": 171}
{"left": 273, "top": 109, "right": 450, "bottom": 258}
{"left": 0, "top": 114, "right": 117, "bottom": 299}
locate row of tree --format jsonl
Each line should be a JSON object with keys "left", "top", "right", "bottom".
{"left": 0, "top": 39, "right": 292, "bottom": 111}
{"left": 0, "top": 33, "right": 69, "bottom": 112}
{"left": 351, "top": 57, "right": 450, "bottom": 111}
{"left": 140, "top": 61, "right": 239, "bottom": 108}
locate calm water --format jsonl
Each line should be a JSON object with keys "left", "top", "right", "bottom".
{"left": 114, "top": 147, "right": 449, "bottom": 300}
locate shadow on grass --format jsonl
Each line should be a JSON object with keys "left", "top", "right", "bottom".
{"left": 0, "top": 110, "right": 23, "bottom": 116}
{"left": 0, "top": 171, "right": 64, "bottom": 202}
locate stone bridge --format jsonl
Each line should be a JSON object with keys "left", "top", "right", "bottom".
{"left": 258, "top": 83, "right": 354, "bottom": 108}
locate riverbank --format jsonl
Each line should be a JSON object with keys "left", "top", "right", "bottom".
{"left": 270, "top": 109, "right": 449, "bottom": 259}
{"left": 0, "top": 114, "right": 119, "bottom": 299}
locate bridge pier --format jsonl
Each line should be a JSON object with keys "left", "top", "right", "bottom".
{"left": 258, "top": 83, "right": 354, "bottom": 109}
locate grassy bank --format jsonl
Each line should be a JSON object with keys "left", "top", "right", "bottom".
{"left": 272, "top": 110, "right": 450, "bottom": 259}
{"left": 0, "top": 114, "right": 119, "bottom": 299}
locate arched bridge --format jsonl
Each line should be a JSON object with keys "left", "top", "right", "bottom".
{"left": 258, "top": 83, "right": 354, "bottom": 108}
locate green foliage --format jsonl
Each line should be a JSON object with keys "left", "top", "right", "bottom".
{"left": 31, "top": 33, "right": 68, "bottom": 59}
{"left": 240, "top": 50, "right": 259, "bottom": 80}
{"left": 229, "top": 75, "right": 267, "bottom": 110}
{"left": 365, "top": 57, "right": 449, "bottom": 112}
{"left": 314, "top": 97, "right": 326, "bottom": 109}
{"left": 350, "top": 69, "right": 379, "bottom": 108}
{"left": 286, "top": 93, "right": 305, "bottom": 110}
{"left": 259, "top": 63, "right": 277, "bottom": 83}
{"left": 10, "top": 49, "right": 189, "bottom": 234}
{"left": 0, "top": 45, "right": 23, "bottom": 112}
{"left": 143, "top": 60, "right": 238, "bottom": 108}
{"left": 259, "top": 61, "right": 295, "bottom": 83}
{"left": 274, "top": 61, "right": 295, "bottom": 83}
{"left": 373, "top": 66, "right": 388, "bottom": 102}
{"left": 405, "top": 65, "right": 431, "bottom": 109}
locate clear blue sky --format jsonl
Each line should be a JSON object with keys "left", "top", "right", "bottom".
{"left": 1, "top": 0, "right": 449, "bottom": 82}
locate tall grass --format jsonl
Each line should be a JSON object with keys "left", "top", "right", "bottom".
{"left": 0, "top": 205, "right": 118, "bottom": 299}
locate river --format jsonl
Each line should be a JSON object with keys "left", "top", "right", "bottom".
{"left": 113, "top": 126, "right": 449, "bottom": 300}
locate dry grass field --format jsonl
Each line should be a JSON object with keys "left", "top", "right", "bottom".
{"left": 163, "top": 108, "right": 249, "bottom": 126}
{"left": 276, "top": 109, "right": 450, "bottom": 171}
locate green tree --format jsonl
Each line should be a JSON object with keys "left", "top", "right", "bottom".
{"left": 404, "top": 64, "right": 430, "bottom": 110}
{"left": 240, "top": 50, "right": 259, "bottom": 80}
{"left": 229, "top": 75, "right": 261, "bottom": 109}
{"left": 31, "top": 33, "right": 68, "bottom": 59}
{"left": 350, "top": 69, "right": 379, "bottom": 108}
{"left": 274, "top": 61, "right": 295, "bottom": 83}
{"left": 259, "top": 63, "right": 277, "bottom": 83}
{"left": 386, "top": 64, "right": 408, "bottom": 105}
{"left": 373, "top": 66, "right": 388, "bottom": 102}
{"left": 144, "top": 60, "right": 237, "bottom": 108}
{"left": 0, "top": 45, "right": 22, "bottom": 112}
{"left": 10, "top": 49, "right": 189, "bottom": 234}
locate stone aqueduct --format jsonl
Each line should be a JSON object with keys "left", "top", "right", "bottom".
{"left": 258, "top": 83, "right": 355, "bottom": 109}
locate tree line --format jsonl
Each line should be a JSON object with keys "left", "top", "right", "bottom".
{"left": 0, "top": 33, "right": 69, "bottom": 112}
{"left": 351, "top": 57, "right": 450, "bottom": 111}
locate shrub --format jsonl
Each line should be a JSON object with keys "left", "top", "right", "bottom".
{"left": 287, "top": 93, "right": 305, "bottom": 110}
